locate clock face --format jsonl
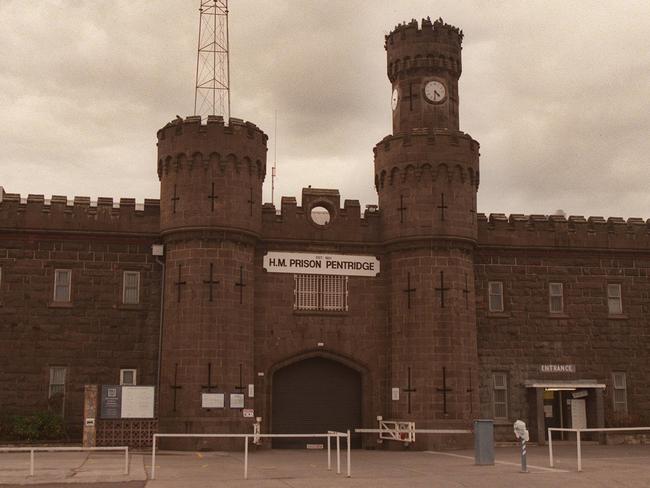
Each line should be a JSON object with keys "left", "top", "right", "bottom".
{"left": 391, "top": 88, "right": 399, "bottom": 110}
{"left": 423, "top": 80, "right": 446, "bottom": 104}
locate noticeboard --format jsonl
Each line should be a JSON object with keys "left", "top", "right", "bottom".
{"left": 101, "top": 385, "right": 122, "bottom": 419}
{"left": 100, "top": 385, "right": 155, "bottom": 419}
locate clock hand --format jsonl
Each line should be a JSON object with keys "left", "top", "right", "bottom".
{"left": 434, "top": 90, "right": 440, "bottom": 98}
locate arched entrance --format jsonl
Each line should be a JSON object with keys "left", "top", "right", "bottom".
{"left": 271, "top": 356, "right": 362, "bottom": 448}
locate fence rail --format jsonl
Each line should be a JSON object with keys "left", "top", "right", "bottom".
{"left": 0, "top": 446, "right": 129, "bottom": 477}
{"left": 151, "top": 431, "right": 351, "bottom": 480}
{"left": 548, "top": 426, "right": 650, "bottom": 472}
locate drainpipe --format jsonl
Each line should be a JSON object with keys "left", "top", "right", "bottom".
{"left": 153, "top": 245, "right": 165, "bottom": 415}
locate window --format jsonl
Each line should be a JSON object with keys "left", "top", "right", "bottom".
{"left": 492, "top": 372, "right": 508, "bottom": 419}
{"left": 612, "top": 372, "right": 627, "bottom": 413}
{"left": 488, "top": 281, "right": 504, "bottom": 312}
{"left": 120, "top": 369, "right": 137, "bottom": 386}
{"left": 122, "top": 271, "right": 140, "bottom": 305}
{"left": 549, "top": 282, "right": 564, "bottom": 313}
{"left": 294, "top": 274, "right": 348, "bottom": 312}
{"left": 607, "top": 284, "right": 622, "bottom": 315}
{"left": 53, "top": 269, "right": 71, "bottom": 302}
{"left": 49, "top": 366, "right": 67, "bottom": 398}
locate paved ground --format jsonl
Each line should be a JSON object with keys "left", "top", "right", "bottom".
{"left": 1, "top": 443, "right": 650, "bottom": 487}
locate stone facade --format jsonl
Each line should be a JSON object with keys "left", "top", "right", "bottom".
{"left": 1, "top": 17, "right": 648, "bottom": 448}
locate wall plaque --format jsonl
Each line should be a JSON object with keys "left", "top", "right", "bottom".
{"left": 230, "top": 393, "right": 245, "bottom": 409}
{"left": 100, "top": 385, "right": 122, "bottom": 419}
{"left": 391, "top": 387, "right": 400, "bottom": 401}
{"left": 121, "top": 386, "right": 155, "bottom": 418}
{"left": 263, "top": 252, "right": 380, "bottom": 277}
{"left": 202, "top": 393, "right": 225, "bottom": 409}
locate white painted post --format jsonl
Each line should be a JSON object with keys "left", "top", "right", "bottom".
{"left": 327, "top": 434, "right": 331, "bottom": 470}
{"left": 577, "top": 430, "right": 582, "bottom": 472}
{"left": 336, "top": 433, "right": 341, "bottom": 474}
{"left": 244, "top": 435, "right": 249, "bottom": 480}
{"left": 124, "top": 447, "right": 129, "bottom": 475}
{"left": 30, "top": 449, "right": 34, "bottom": 476}
{"left": 346, "top": 429, "right": 351, "bottom": 478}
{"left": 151, "top": 434, "right": 157, "bottom": 480}
{"left": 548, "top": 429, "right": 553, "bottom": 467}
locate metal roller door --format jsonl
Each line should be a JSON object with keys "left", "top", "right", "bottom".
{"left": 272, "top": 357, "right": 362, "bottom": 448}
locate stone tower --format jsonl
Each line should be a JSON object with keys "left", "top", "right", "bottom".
{"left": 157, "top": 115, "right": 267, "bottom": 448}
{"left": 374, "top": 18, "right": 480, "bottom": 447}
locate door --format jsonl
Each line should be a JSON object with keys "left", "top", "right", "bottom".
{"left": 271, "top": 357, "right": 362, "bottom": 448}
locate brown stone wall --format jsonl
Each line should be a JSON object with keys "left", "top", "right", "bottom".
{"left": 475, "top": 218, "right": 650, "bottom": 440}
{"left": 0, "top": 230, "right": 161, "bottom": 439}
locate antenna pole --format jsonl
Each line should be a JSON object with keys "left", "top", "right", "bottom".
{"left": 272, "top": 110, "right": 277, "bottom": 206}
{"left": 194, "top": 0, "right": 230, "bottom": 121}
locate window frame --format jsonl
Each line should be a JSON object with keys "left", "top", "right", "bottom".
{"left": 612, "top": 371, "right": 627, "bottom": 414}
{"left": 548, "top": 282, "right": 564, "bottom": 314}
{"left": 294, "top": 274, "right": 349, "bottom": 312}
{"left": 120, "top": 368, "right": 137, "bottom": 386}
{"left": 122, "top": 271, "right": 141, "bottom": 305}
{"left": 492, "top": 372, "right": 508, "bottom": 420}
{"left": 607, "top": 283, "right": 622, "bottom": 315}
{"left": 49, "top": 366, "right": 67, "bottom": 399}
{"left": 53, "top": 269, "right": 72, "bottom": 303}
{"left": 488, "top": 281, "right": 504, "bottom": 312}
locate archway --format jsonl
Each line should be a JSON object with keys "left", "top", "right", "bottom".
{"left": 271, "top": 356, "right": 362, "bottom": 448}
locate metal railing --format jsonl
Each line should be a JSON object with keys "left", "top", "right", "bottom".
{"left": 548, "top": 427, "right": 650, "bottom": 472}
{"left": 0, "top": 446, "right": 129, "bottom": 477}
{"left": 151, "top": 431, "right": 351, "bottom": 480}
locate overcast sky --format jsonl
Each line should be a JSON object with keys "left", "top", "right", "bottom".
{"left": 2, "top": 0, "right": 649, "bottom": 219}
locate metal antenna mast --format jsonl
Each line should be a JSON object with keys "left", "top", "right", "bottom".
{"left": 194, "top": 0, "right": 230, "bottom": 120}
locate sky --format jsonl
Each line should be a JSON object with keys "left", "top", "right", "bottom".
{"left": 2, "top": 0, "right": 649, "bottom": 219}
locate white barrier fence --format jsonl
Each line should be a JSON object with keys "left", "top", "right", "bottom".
{"left": 548, "top": 427, "right": 650, "bottom": 472}
{"left": 0, "top": 446, "right": 129, "bottom": 477}
{"left": 151, "top": 431, "right": 351, "bottom": 480}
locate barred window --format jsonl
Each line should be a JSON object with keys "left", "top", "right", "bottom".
{"left": 488, "top": 281, "right": 504, "bottom": 312}
{"left": 607, "top": 284, "right": 622, "bottom": 315}
{"left": 49, "top": 366, "right": 67, "bottom": 398}
{"left": 53, "top": 269, "right": 71, "bottom": 302}
{"left": 492, "top": 372, "right": 508, "bottom": 419}
{"left": 123, "top": 271, "right": 140, "bottom": 305}
{"left": 294, "top": 274, "right": 348, "bottom": 312}
{"left": 120, "top": 369, "right": 137, "bottom": 386}
{"left": 612, "top": 372, "right": 627, "bottom": 413}
{"left": 549, "top": 282, "right": 564, "bottom": 313}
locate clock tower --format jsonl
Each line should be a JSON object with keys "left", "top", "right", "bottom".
{"left": 375, "top": 17, "right": 480, "bottom": 447}
{"left": 389, "top": 17, "right": 462, "bottom": 133}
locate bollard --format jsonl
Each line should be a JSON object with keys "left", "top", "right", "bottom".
{"left": 519, "top": 437, "right": 528, "bottom": 473}
{"left": 513, "top": 420, "right": 529, "bottom": 473}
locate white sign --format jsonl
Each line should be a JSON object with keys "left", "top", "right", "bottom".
{"left": 248, "top": 384, "right": 255, "bottom": 398}
{"left": 121, "top": 386, "right": 155, "bottom": 418}
{"left": 243, "top": 408, "right": 254, "bottom": 418}
{"left": 539, "top": 364, "right": 576, "bottom": 373}
{"left": 202, "top": 393, "right": 225, "bottom": 409}
{"left": 263, "top": 252, "right": 380, "bottom": 277}
{"left": 391, "top": 387, "right": 400, "bottom": 401}
{"left": 230, "top": 393, "right": 245, "bottom": 409}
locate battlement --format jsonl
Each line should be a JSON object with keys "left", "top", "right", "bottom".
{"left": 477, "top": 213, "right": 650, "bottom": 250}
{"left": 157, "top": 115, "right": 268, "bottom": 180}
{"left": 385, "top": 17, "right": 463, "bottom": 81}
{"left": 0, "top": 191, "right": 160, "bottom": 235}
{"left": 261, "top": 189, "right": 381, "bottom": 243}
{"left": 374, "top": 130, "right": 479, "bottom": 190}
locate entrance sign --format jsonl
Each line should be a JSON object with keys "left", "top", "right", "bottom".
{"left": 202, "top": 393, "right": 224, "bottom": 408}
{"left": 121, "top": 386, "right": 155, "bottom": 418}
{"left": 539, "top": 364, "right": 576, "bottom": 373}
{"left": 263, "top": 252, "right": 380, "bottom": 277}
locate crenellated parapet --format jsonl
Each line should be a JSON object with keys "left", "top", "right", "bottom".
{"left": 478, "top": 213, "right": 650, "bottom": 250}
{"left": 374, "top": 130, "right": 479, "bottom": 190}
{"left": 0, "top": 192, "right": 160, "bottom": 235}
{"left": 385, "top": 17, "right": 463, "bottom": 82}
{"left": 261, "top": 188, "right": 381, "bottom": 244}
{"left": 157, "top": 115, "right": 268, "bottom": 236}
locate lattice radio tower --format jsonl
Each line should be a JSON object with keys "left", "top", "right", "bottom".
{"left": 194, "top": 0, "right": 230, "bottom": 120}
